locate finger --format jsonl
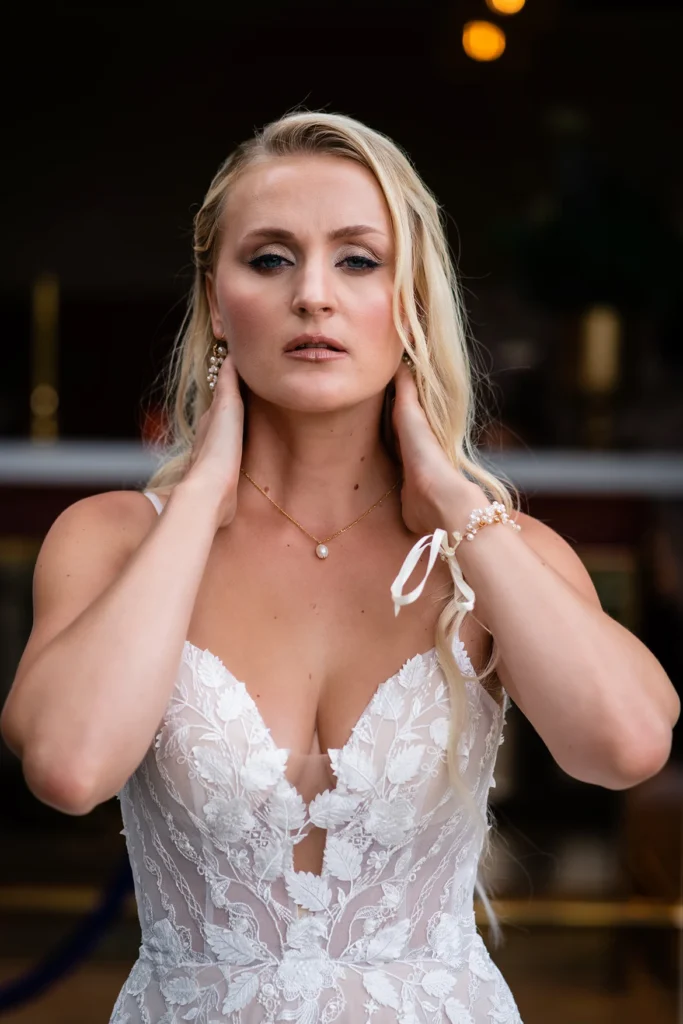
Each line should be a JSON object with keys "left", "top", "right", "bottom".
{"left": 393, "top": 357, "right": 417, "bottom": 387}
{"left": 213, "top": 353, "right": 240, "bottom": 399}
{"left": 393, "top": 361, "right": 422, "bottom": 413}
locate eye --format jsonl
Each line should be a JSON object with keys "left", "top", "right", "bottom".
{"left": 248, "top": 253, "right": 292, "bottom": 272}
{"left": 247, "top": 251, "right": 383, "bottom": 273}
{"left": 339, "top": 255, "right": 381, "bottom": 271}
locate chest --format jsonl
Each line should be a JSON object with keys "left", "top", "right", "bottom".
{"left": 147, "top": 638, "right": 501, "bottom": 888}
{"left": 185, "top": 514, "right": 492, "bottom": 755}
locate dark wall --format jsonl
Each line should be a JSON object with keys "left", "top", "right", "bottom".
{"left": 2, "top": 1, "right": 682, "bottom": 438}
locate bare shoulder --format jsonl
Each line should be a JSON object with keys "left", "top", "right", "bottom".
{"left": 514, "top": 510, "right": 602, "bottom": 608}
{"left": 6, "top": 489, "right": 168, "bottom": 688}
{"left": 23, "top": 490, "right": 163, "bottom": 665}
{"left": 38, "top": 490, "right": 160, "bottom": 568}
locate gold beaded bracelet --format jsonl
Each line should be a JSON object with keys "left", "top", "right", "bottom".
{"left": 458, "top": 500, "right": 521, "bottom": 544}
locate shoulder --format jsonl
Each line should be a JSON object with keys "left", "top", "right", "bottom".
{"left": 514, "top": 510, "right": 602, "bottom": 608}
{"left": 16, "top": 490, "right": 168, "bottom": 683}
{"left": 45, "top": 489, "right": 161, "bottom": 546}
{"left": 36, "top": 489, "right": 164, "bottom": 586}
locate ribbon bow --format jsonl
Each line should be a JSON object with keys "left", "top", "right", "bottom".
{"left": 390, "top": 528, "right": 475, "bottom": 618}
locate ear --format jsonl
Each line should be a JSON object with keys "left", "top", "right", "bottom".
{"left": 204, "top": 272, "right": 223, "bottom": 338}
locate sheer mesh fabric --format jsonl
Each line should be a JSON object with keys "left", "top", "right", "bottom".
{"left": 108, "top": 492, "right": 523, "bottom": 1023}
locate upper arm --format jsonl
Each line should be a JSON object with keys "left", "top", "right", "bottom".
{"left": 8, "top": 490, "right": 157, "bottom": 693}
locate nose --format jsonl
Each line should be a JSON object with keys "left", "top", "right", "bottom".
{"left": 290, "top": 255, "right": 336, "bottom": 318}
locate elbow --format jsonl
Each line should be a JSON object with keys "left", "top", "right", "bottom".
{"left": 604, "top": 722, "right": 674, "bottom": 791}
{"left": 0, "top": 698, "right": 26, "bottom": 760}
{"left": 556, "top": 719, "right": 674, "bottom": 792}
{"left": 2, "top": 696, "right": 114, "bottom": 816}
{"left": 22, "top": 748, "right": 102, "bottom": 816}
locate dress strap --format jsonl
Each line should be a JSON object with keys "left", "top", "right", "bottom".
{"left": 142, "top": 490, "right": 164, "bottom": 516}
{"left": 390, "top": 528, "right": 475, "bottom": 618}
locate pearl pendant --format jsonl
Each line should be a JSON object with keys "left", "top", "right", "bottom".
{"left": 315, "top": 543, "right": 329, "bottom": 559}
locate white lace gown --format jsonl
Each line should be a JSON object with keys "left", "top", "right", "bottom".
{"left": 110, "top": 491, "right": 523, "bottom": 1024}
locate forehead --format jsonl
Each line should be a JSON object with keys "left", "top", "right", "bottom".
{"left": 221, "top": 154, "right": 392, "bottom": 239}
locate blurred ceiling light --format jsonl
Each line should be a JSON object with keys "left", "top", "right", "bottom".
{"left": 486, "top": 0, "right": 526, "bottom": 14}
{"left": 462, "top": 21, "right": 506, "bottom": 61}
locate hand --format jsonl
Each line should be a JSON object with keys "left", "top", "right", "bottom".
{"left": 186, "top": 354, "right": 245, "bottom": 529}
{"left": 391, "top": 360, "right": 487, "bottom": 536}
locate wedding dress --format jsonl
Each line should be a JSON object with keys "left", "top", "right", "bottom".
{"left": 109, "top": 491, "right": 523, "bottom": 1023}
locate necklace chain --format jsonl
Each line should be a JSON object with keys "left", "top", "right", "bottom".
{"left": 239, "top": 467, "right": 401, "bottom": 557}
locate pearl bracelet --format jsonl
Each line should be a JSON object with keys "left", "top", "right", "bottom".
{"left": 460, "top": 500, "right": 521, "bottom": 543}
{"left": 390, "top": 502, "right": 521, "bottom": 618}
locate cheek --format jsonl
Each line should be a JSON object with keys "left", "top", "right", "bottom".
{"left": 217, "top": 276, "right": 279, "bottom": 339}
{"left": 354, "top": 284, "right": 400, "bottom": 346}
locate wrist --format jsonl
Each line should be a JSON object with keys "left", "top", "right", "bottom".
{"left": 173, "top": 474, "right": 228, "bottom": 532}
{"left": 438, "top": 497, "right": 523, "bottom": 606}
{"left": 430, "top": 481, "right": 490, "bottom": 535}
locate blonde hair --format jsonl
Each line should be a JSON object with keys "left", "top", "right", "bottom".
{"left": 146, "top": 109, "right": 520, "bottom": 942}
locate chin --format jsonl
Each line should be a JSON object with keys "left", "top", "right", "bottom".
{"left": 276, "top": 392, "right": 358, "bottom": 414}
{"left": 259, "top": 376, "right": 365, "bottom": 413}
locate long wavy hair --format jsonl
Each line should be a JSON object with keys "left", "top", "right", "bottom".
{"left": 146, "top": 110, "right": 520, "bottom": 942}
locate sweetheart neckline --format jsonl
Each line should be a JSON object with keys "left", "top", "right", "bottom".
{"left": 181, "top": 637, "right": 501, "bottom": 762}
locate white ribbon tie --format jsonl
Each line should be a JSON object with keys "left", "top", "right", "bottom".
{"left": 390, "top": 528, "right": 475, "bottom": 618}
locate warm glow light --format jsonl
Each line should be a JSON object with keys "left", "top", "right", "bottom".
{"left": 30, "top": 384, "right": 59, "bottom": 418}
{"left": 578, "top": 306, "right": 622, "bottom": 394}
{"left": 486, "top": 0, "right": 525, "bottom": 13}
{"left": 462, "top": 21, "right": 506, "bottom": 62}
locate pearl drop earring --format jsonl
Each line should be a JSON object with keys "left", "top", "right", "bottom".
{"left": 207, "top": 335, "right": 228, "bottom": 392}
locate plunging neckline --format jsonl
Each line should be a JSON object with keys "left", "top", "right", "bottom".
{"left": 178, "top": 638, "right": 502, "bottom": 888}
{"left": 182, "top": 635, "right": 499, "bottom": 762}
{"left": 144, "top": 488, "right": 501, "bottom": 748}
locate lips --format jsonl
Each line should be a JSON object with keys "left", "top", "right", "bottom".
{"left": 284, "top": 334, "right": 347, "bottom": 353}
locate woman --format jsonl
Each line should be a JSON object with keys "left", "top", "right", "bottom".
{"left": 1, "top": 111, "right": 678, "bottom": 1024}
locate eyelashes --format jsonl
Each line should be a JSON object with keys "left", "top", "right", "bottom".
{"left": 247, "top": 253, "right": 382, "bottom": 273}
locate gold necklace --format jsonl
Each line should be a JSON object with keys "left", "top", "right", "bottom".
{"left": 240, "top": 468, "right": 401, "bottom": 559}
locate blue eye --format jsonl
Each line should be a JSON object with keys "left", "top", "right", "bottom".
{"left": 248, "top": 254, "right": 292, "bottom": 271}
{"left": 341, "top": 255, "right": 380, "bottom": 270}
{"left": 248, "top": 253, "right": 381, "bottom": 272}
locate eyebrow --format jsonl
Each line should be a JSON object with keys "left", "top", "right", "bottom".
{"left": 242, "top": 224, "right": 386, "bottom": 243}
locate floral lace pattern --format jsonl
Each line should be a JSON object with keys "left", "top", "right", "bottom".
{"left": 111, "top": 635, "right": 521, "bottom": 1024}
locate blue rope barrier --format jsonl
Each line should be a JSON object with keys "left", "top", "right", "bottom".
{"left": 0, "top": 855, "right": 133, "bottom": 1014}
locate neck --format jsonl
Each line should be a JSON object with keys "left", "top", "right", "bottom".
{"left": 238, "top": 392, "right": 401, "bottom": 535}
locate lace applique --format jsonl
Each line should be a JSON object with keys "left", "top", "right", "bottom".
{"left": 112, "top": 636, "right": 521, "bottom": 1023}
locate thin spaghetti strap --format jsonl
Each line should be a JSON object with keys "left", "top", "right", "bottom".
{"left": 142, "top": 490, "right": 164, "bottom": 515}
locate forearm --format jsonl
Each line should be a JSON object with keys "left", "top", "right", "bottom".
{"left": 443, "top": 514, "right": 678, "bottom": 789}
{"left": 14, "top": 478, "right": 220, "bottom": 811}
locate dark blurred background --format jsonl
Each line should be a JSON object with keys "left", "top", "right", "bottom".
{"left": 0, "top": 2, "right": 682, "bottom": 1021}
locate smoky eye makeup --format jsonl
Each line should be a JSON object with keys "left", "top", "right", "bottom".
{"left": 247, "top": 252, "right": 384, "bottom": 273}
{"left": 244, "top": 242, "right": 386, "bottom": 272}
{"left": 247, "top": 252, "right": 292, "bottom": 271}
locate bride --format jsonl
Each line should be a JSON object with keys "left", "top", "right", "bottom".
{"left": 1, "top": 110, "right": 678, "bottom": 1024}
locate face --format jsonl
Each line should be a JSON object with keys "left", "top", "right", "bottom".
{"left": 206, "top": 154, "right": 403, "bottom": 413}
